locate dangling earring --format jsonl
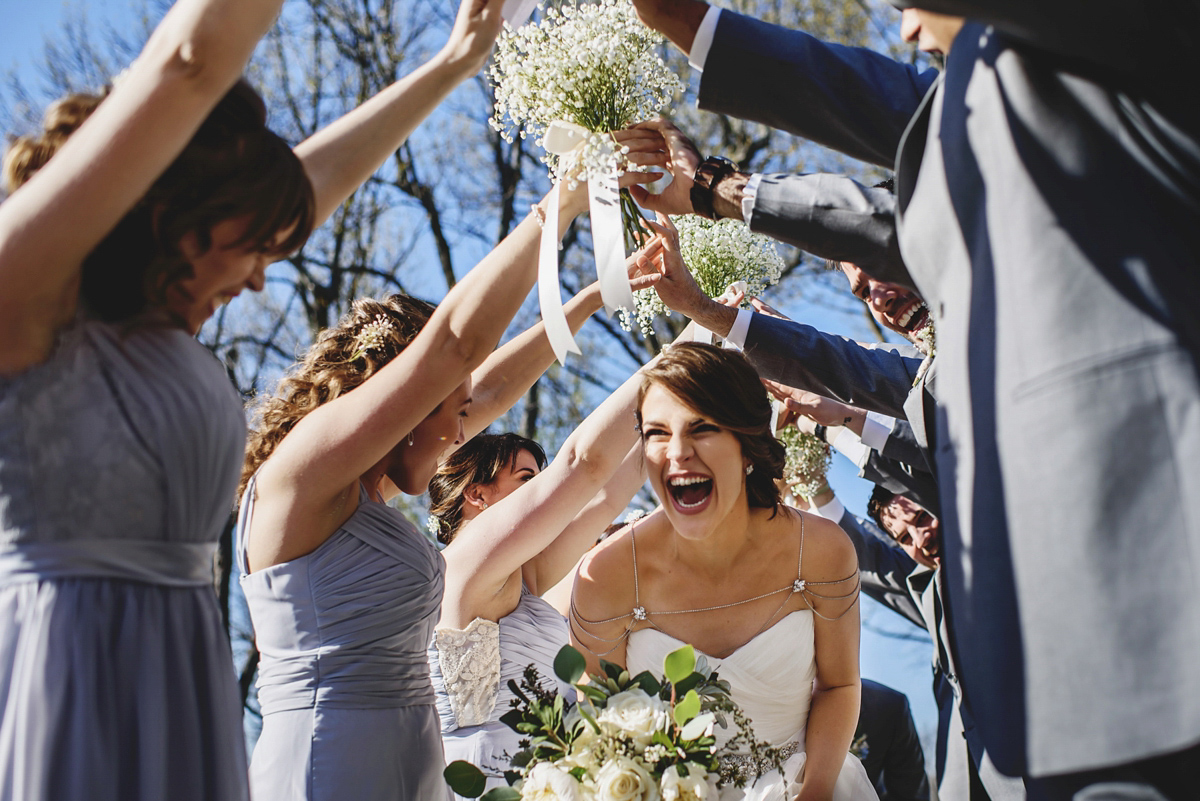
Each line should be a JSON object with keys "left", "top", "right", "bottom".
{"left": 745, "top": 464, "right": 754, "bottom": 476}
{"left": 406, "top": 431, "right": 415, "bottom": 446}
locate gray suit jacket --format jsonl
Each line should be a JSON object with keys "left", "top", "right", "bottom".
{"left": 702, "top": 3, "right": 1200, "bottom": 776}
{"left": 841, "top": 510, "right": 1023, "bottom": 801}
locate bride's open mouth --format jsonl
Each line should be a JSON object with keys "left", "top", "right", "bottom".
{"left": 666, "top": 474, "right": 713, "bottom": 514}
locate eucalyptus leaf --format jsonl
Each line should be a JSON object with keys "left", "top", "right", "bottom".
{"left": 443, "top": 760, "right": 486, "bottom": 797}
{"left": 664, "top": 644, "right": 696, "bottom": 685}
{"left": 553, "top": 645, "right": 587, "bottom": 685}
{"left": 674, "top": 688, "right": 701, "bottom": 727}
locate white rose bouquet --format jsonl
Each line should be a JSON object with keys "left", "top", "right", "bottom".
{"left": 624, "top": 215, "right": 784, "bottom": 339}
{"left": 445, "top": 644, "right": 783, "bottom": 800}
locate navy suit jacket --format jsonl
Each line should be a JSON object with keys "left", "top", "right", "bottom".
{"left": 857, "top": 679, "right": 930, "bottom": 801}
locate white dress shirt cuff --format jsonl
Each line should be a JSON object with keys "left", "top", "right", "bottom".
{"left": 688, "top": 6, "right": 722, "bottom": 70}
{"left": 740, "top": 173, "right": 763, "bottom": 224}
{"left": 830, "top": 426, "right": 870, "bottom": 468}
{"left": 813, "top": 497, "right": 846, "bottom": 524}
{"left": 859, "top": 411, "right": 896, "bottom": 452}
{"left": 723, "top": 308, "right": 752, "bottom": 350}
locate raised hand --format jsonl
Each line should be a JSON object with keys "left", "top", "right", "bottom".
{"left": 441, "top": 0, "right": 507, "bottom": 75}
{"left": 617, "top": 119, "right": 702, "bottom": 216}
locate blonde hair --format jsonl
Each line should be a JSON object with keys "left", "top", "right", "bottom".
{"left": 240, "top": 294, "right": 436, "bottom": 499}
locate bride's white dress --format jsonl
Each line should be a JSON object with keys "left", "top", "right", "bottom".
{"left": 626, "top": 611, "right": 877, "bottom": 801}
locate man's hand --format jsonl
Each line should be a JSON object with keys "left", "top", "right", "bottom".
{"left": 629, "top": 0, "right": 710, "bottom": 52}
{"left": 630, "top": 214, "right": 737, "bottom": 336}
{"left": 763, "top": 381, "right": 864, "bottom": 432}
{"left": 617, "top": 119, "right": 701, "bottom": 216}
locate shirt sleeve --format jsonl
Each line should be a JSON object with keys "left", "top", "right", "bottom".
{"left": 723, "top": 308, "right": 753, "bottom": 351}
{"left": 687, "top": 6, "right": 722, "bottom": 70}
{"left": 813, "top": 496, "right": 846, "bottom": 523}
{"left": 859, "top": 410, "right": 895, "bottom": 452}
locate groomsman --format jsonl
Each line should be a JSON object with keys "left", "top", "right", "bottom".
{"left": 856, "top": 679, "right": 931, "bottom": 801}
{"left": 630, "top": 0, "right": 1200, "bottom": 795}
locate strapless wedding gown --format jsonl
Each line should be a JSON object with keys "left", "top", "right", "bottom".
{"left": 626, "top": 611, "right": 877, "bottom": 801}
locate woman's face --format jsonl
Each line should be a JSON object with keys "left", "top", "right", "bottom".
{"left": 479, "top": 449, "right": 542, "bottom": 507}
{"left": 388, "top": 379, "right": 472, "bottom": 495}
{"left": 639, "top": 383, "right": 749, "bottom": 539}
{"left": 169, "top": 217, "right": 286, "bottom": 334}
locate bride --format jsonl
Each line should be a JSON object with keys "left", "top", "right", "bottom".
{"left": 570, "top": 342, "right": 876, "bottom": 801}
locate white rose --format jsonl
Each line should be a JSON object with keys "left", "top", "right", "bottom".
{"left": 659, "top": 762, "right": 716, "bottom": 801}
{"left": 520, "top": 762, "right": 588, "bottom": 801}
{"left": 596, "top": 689, "right": 670, "bottom": 748}
{"left": 595, "top": 755, "right": 660, "bottom": 801}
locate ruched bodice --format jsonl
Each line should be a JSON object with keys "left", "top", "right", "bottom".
{"left": 628, "top": 611, "right": 816, "bottom": 749}
{"left": 0, "top": 319, "right": 244, "bottom": 572}
{"left": 237, "top": 479, "right": 449, "bottom": 801}
{"left": 627, "top": 613, "right": 876, "bottom": 801}
{"left": 0, "top": 317, "right": 249, "bottom": 801}
{"left": 430, "top": 589, "right": 572, "bottom": 798}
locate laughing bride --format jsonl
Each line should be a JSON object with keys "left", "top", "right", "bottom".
{"left": 570, "top": 342, "right": 876, "bottom": 801}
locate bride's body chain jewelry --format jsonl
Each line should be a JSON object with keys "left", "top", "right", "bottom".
{"left": 570, "top": 515, "right": 860, "bottom": 657}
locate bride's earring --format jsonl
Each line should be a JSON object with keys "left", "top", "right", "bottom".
{"left": 480, "top": 500, "right": 489, "bottom": 510}
{"left": 745, "top": 464, "right": 754, "bottom": 476}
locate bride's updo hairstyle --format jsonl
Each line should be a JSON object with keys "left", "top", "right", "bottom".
{"left": 240, "top": 294, "right": 436, "bottom": 498}
{"left": 427, "top": 433, "right": 547, "bottom": 544}
{"left": 636, "top": 342, "right": 785, "bottom": 510}
{"left": 3, "top": 79, "right": 315, "bottom": 322}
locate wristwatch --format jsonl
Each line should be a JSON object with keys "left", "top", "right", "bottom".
{"left": 690, "top": 155, "right": 739, "bottom": 220}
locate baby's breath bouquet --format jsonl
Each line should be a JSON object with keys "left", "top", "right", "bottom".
{"left": 489, "top": 0, "right": 682, "bottom": 246}
{"left": 444, "top": 644, "right": 784, "bottom": 800}
{"left": 777, "top": 425, "right": 833, "bottom": 502}
{"left": 625, "top": 215, "right": 785, "bottom": 339}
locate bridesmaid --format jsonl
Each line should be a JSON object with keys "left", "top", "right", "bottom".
{"left": 236, "top": 170, "right": 665, "bottom": 796}
{"left": 0, "top": 2, "right": 309, "bottom": 799}
{"left": 426, "top": 355, "right": 650, "bottom": 796}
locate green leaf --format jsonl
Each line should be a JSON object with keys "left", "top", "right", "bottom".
{"left": 577, "top": 684, "right": 608, "bottom": 704}
{"left": 673, "top": 689, "right": 701, "bottom": 727}
{"left": 480, "top": 789, "right": 522, "bottom": 801}
{"left": 673, "top": 671, "right": 704, "bottom": 697}
{"left": 554, "top": 645, "right": 587, "bottom": 685}
{"left": 443, "top": 761, "right": 487, "bottom": 797}
{"left": 631, "top": 671, "right": 662, "bottom": 696}
{"left": 498, "top": 708, "right": 527, "bottom": 732}
{"left": 664, "top": 645, "right": 696, "bottom": 685}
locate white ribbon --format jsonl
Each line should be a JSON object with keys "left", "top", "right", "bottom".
{"left": 537, "top": 120, "right": 637, "bottom": 364}
{"left": 501, "top": 0, "right": 539, "bottom": 27}
{"left": 537, "top": 183, "right": 581, "bottom": 365}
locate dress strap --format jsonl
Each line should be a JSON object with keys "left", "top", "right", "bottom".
{"left": 234, "top": 474, "right": 258, "bottom": 577}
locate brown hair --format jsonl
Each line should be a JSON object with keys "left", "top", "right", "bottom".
{"left": 427, "top": 432, "right": 548, "bottom": 545}
{"left": 636, "top": 342, "right": 784, "bottom": 510}
{"left": 240, "top": 294, "right": 436, "bottom": 499}
{"left": 3, "top": 80, "right": 315, "bottom": 322}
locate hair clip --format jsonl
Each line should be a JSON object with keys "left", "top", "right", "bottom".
{"left": 350, "top": 314, "right": 394, "bottom": 361}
